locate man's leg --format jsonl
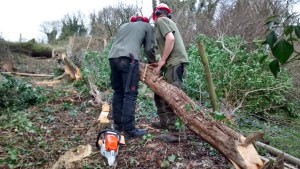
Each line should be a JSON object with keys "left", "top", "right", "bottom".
{"left": 158, "top": 64, "right": 186, "bottom": 142}
{"left": 163, "top": 64, "right": 184, "bottom": 130}
{"left": 120, "top": 59, "right": 146, "bottom": 139}
{"left": 109, "top": 58, "right": 124, "bottom": 132}
{"left": 152, "top": 93, "right": 168, "bottom": 129}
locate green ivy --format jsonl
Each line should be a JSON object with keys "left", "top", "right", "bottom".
{"left": 0, "top": 75, "right": 47, "bottom": 112}
{"left": 184, "top": 35, "right": 297, "bottom": 117}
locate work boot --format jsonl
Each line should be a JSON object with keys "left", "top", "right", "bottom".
{"left": 151, "top": 121, "right": 168, "bottom": 130}
{"left": 124, "top": 129, "right": 146, "bottom": 139}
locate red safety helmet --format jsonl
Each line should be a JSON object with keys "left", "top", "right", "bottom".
{"left": 130, "top": 15, "right": 149, "bottom": 23}
{"left": 152, "top": 3, "right": 171, "bottom": 22}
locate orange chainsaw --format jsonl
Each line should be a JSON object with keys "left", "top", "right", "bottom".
{"left": 96, "top": 129, "right": 121, "bottom": 166}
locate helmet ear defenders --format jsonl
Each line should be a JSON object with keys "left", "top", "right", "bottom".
{"left": 130, "top": 16, "right": 149, "bottom": 23}
{"left": 154, "top": 9, "right": 172, "bottom": 19}
{"left": 152, "top": 3, "right": 172, "bottom": 21}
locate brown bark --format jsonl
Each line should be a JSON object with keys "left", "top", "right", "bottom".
{"left": 59, "top": 54, "right": 81, "bottom": 80}
{"left": 139, "top": 63, "right": 263, "bottom": 169}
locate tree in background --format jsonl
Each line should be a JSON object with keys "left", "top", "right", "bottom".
{"left": 214, "top": 0, "right": 296, "bottom": 50}
{"left": 89, "top": 2, "right": 138, "bottom": 40}
{"left": 40, "top": 21, "right": 60, "bottom": 45}
{"left": 157, "top": 0, "right": 220, "bottom": 45}
{"left": 59, "top": 12, "right": 87, "bottom": 41}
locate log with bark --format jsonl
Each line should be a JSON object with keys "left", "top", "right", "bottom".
{"left": 139, "top": 63, "right": 264, "bottom": 169}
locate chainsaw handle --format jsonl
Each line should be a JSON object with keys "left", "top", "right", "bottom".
{"left": 96, "top": 129, "right": 121, "bottom": 150}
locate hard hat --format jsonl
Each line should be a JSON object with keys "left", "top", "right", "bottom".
{"left": 155, "top": 3, "right": 171, "bottom": 13}
{"left": 130, "top": 15, "right": 149, "bottom": 23}
{"left": 152, "top": 3, "right": 171, "bottom": 21}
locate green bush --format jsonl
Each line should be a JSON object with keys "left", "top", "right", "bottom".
{"left": 78, "top": 43, "right": 112, "bottom": 92}
{"left": 184, "top": 35, "right": 297, "bottom": 117}
{"left": 0, "top": 75, "right": 46, "bottom": 113}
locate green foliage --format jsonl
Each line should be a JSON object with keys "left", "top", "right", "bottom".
{"left": 79, "top": 45, "right": 112, "bottom": 91}
{"left": 272, "top": 39, "right": 293, "bottom": 64}
{"left": 160, "top": 154, "right": 177, "bottom": 168}
{"left": 142, "top": 133, "right": 155, "bottom": 142}
{"left": 167, "top": 154, "right": 176, "bottom": 162}
{"left": 0, "top": 110, "right": 35, "bottom": 132}
{"left": 0, "top": 147, "right": 18, "bottom": 168}
{"left": 175, "top": 118, "right": 184, "bottom": 130}
{"left": 263, "top": 14, "right": 300, "bottom": 77}
{"left": 31, "top": 42, "right": 52, "bottom": 54}
{"left": 160, "top": 159, "right": 170, "bottom": 168}
{"left": 59, "top": 13, "right": 87, "bottom": 40}
{"left": 211, "top": 111, "right": 226, "bottom": 121}
{"left": 184, "top": 35, "right": 296, "bottom": 117}
{"left": 0, "top": 75, "right": 47, "bottom": 112}
{"left": 136, "top": 95, "right": 156, "bottom": 119}
{"left": 0, "top": 109, "right": 38, "bottom": 168}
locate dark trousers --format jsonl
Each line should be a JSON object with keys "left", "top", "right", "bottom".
{"left": 109, "top": 57, "right": 139, "bottom": 131}
{"left": 154, "top": 63, "right": 185, "bottom": 130}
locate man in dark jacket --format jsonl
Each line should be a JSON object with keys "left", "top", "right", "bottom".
{"left": 108, "top": 15, "right": 155, "bottom": 139}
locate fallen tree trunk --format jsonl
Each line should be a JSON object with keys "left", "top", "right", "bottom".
{"left": 139, "top": 63, "right": 263, "bottom": 169}
{"left": 54, "top": 54, "right": 81, "bottom": 81}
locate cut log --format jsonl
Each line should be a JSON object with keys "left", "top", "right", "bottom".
{"left": 51, "top": 144, "right": 92, "bottom": 169}
{"left": 139, "top": 63, "right": 264, "bottom": 169}
{"left": 55, "top": 54, "right": 81, "bottom": 80}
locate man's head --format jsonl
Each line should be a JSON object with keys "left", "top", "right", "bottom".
{"left": 152, "top": 3, "right": 171, "bottom": 22}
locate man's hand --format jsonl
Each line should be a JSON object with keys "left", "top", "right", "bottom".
{"left": 153, "top": 60, "right": 165, "bottom": 75}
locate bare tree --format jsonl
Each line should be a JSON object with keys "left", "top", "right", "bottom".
{"left": 90, "top": 2, "right": 138, "bottom": 40}
{"left": 158, "top": 0, "right": 221, "bottom": 45}
{"left": 214, "top": 0, "right": 298, "bottom": 49}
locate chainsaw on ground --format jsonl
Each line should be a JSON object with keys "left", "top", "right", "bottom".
{"left": 96, "top": 129, "right": 121, "bottom": 166}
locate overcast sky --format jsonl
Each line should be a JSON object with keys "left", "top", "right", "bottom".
{"left": 1, "top": 1, "right": 300, "bottom": 42}
{"left": 0, "top": 0, "right": 153, "bottom": 42}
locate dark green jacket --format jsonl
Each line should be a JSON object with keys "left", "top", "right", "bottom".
{"left": 155, "top": 17, "right": 189, "bottom": 67}
{"left": 109, "top": 22, "right": 155, "bottom": 62}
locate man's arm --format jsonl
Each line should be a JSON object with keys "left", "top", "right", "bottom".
{"left": 154, "top": 32, "right": 174, "bottom": 74}
{"left": 144, "top": 25, "right": 156, "bottom": 63}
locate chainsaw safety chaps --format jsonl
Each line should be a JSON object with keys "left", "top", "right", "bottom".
{"left": 109, "top": 57, "right": 139, "bottom": 131}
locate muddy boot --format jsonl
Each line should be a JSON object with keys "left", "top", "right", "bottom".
{"left": 151, "top": 121, "right": 168, "bottom": 130}
{"left": 158, "top": 129, "right": 187, "bottom": 143}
